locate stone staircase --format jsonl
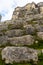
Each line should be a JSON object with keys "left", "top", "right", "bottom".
{"left": 0, "top": 2, "right": 43, "bottom": 64}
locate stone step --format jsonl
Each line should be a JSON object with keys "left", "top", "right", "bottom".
{"left": 0, "top": 35, "right": 34, "bottom": 47}
{"left": 5, "top": 29, "right": 25, "bottom": 37}
{"left": 1, "top": 47, "right": 38, "bottom": 64}
{"left": 8, "top": 35, "right": 34, "bottom": 46}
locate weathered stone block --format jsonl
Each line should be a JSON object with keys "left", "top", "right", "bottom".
{"left": 0, "top": 36, "right": 8, "bottom": 46}
{"left": 34, "top": 24, "right": 43, "bottom": 32}
{"left": 8, "top": 19, "right": 23, "bottom": 29}
{"left": 5, "top": 29, "right": 25, "bottom": 37}
{"left": 1, "top": 47, "right": 38, "bottom": 64}
{"left": 8, "top": 35, "right": 34, "bottom": 46}
{"left": 24, "top": 25, "right": 35, "bottom": 35}
{"left": 37, "top": 32, "right": 43, "bottom": 40}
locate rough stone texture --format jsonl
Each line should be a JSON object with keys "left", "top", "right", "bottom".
{"left": 8, "top": 19, "right": 23, "bottom": 29}
{"left": 8, "top": 35, "right": 34, "bottom": 46}
{"left": 0, "top": 36, "right": 8, "bottom": 46}
{"left": 32, "top": 20, "right": 43, "bottom": 24}
{"left": 1, "top": 47, "right": 38, "bottom": 64}
{"left": 34, "top": 24, "right": 43, "bottom": 32}
{"left": 37, "top": 32, "right": 43, "bottom": 40}
{"left": 40, "top": 7, "right": 43, "bottom": 14}
{"left": 24, "top": 24, "right": 35, "bottom": 35}
{"left": 37, "top": 2, "right": 43, "bottom": 13}
{"left": 25, "top": 14, "right": 43, "bottom": 23}
{"left": 12, "top": 7, "right": 21, "bottom": 20}
{"left": 24, "top": 2, "right": 36, "bottom": 11}
{"left": 0, "top": 23, "right": 8, "bottom": 31}
{"left": 0, "top": 2, "right": 43, "bottom": 64}
{"left": 37, "top": 2, "right": 43, "bottom": 7}
{"left": 5, "top": 29, "right": 25, "bottom": 37}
